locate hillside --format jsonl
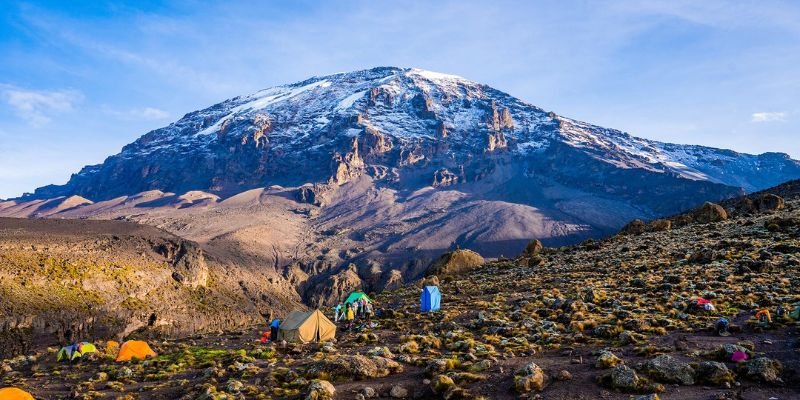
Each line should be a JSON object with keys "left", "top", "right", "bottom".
{"left": 0, "top": 217, "right": 302, "bottom": 359}
{"left": 1, "top": 176, "right": 798, "bottom": 399}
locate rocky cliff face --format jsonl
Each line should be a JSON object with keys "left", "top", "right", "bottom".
{"left": 0, "top": 217, "right": 302, "bottom": 357}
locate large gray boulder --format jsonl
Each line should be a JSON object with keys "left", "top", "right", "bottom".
{"left": 640, "top": 355, "right": 696, "bottom": 385}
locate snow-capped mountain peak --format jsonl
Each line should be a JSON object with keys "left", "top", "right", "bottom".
{"left": 25, "top": 66, "right": 800, "bottom": 204}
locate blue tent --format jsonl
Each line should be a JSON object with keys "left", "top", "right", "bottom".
{"left": 421, "top": 286, "right": 441, "bottom": 312}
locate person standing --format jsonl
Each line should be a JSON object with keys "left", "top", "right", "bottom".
{"left": 346, "top": 303, "right": 355, "bottom": 332}
{"left": 334, "top": 303, "right": 342, "bottom": 322}
{"left": 270, "top": 318, "right": 281, "bottom": 342}
{"left": 365, "top": 300, "right": 374, "bottom": 326}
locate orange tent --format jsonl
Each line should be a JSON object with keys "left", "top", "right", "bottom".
{"left": 115, "top": 340, "right": 156, "bottom": 362}
{"left": 755, "top": 309, "right": 772, "bottom": 323}
{"left": 0, "top": 387, "right": 35, "bottom": 400}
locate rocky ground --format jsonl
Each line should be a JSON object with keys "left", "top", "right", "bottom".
{"left": 2, "top": 182, "right": 800, "bottom": 399}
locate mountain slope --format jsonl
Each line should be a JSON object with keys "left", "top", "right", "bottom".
{"left": 5, "top": 67, "right": 800, "bottom": 304}
{"left": 26, "top": 67, "right": 799, "bottom": 201}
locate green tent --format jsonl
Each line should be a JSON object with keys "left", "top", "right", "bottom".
{"left": 56, "top": 345, "right": 82, "bottom": 362}
{"left": 344, "top": 291, "right": 371, "bottom": 305}
{"left": 78, "top": 342, "right": 97, "bottom": 355}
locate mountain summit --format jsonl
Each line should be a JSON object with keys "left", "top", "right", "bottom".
{"left": 29, "top": 66, "right": 799, "bottom": 201}
{"left": 5, "top": 67, "right": 800, "bottom": 303}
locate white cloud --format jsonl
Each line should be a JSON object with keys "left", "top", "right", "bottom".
{"left": 104, "top": 106, "right": 170, "bottom": 121}
{"left": 3, "top": 87, "right": 82, "bottom": 126}
{"left": 132, "top": 107, "right": 170, "bottom": 120}
{"left": 751, "top": 111, "right": 787, "bottom": 122}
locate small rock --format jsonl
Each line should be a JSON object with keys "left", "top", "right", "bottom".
{"left": 360, "top": 386, "right": 377, "bottom": 398}
{"left": 225, "top": 379, "right": 243, "bottom": 393}
{"left": 431, "top": 375, "right": 455, "bottom": 394}
{"left": 389, "top": 385, "right": 408, "bottom": 398}
{"left": 596, "top": 350, "right": 623, "bottom": 369}
{"left": 556, "top": 370, "right": 572, "bottom": 381}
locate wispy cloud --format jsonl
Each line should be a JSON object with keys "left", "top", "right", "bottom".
{"left": 135, "top": 107, "right": 170, "bottom": 120}
{"left": 2, "top": 87, "right": 82, "bottom": 126}
{"left": 751, "top": 111, "right": 787, "bottom": 122}
{"left": 104, "top": 106, "right": 170, "bottom": 121}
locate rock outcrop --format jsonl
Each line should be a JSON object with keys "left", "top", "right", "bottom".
{"left": 426, "top": 249, "right": 485, "bottom": 277}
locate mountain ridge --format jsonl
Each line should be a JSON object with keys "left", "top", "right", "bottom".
{"left": 19, "top": 66, "right": 800, "bottom": 202}
{"left": 4, "top": 66, "right": 800, "bottom": 305}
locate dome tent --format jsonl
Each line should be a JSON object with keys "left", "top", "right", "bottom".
{"left": 278, "top": 309, "right": 336, "bottom": 343}
{"left": 116, "top": 340, "right": 156, "bottom": 362}
{"left": 344, "top": 291, "right": 371, "bottom": 304}
{"left": 0, "top": 387, "right": 35, "bottom": 400}
{"left": 421, "top": 285, "right": 441, "bottom": 312}
{"left": 56, "top": 344, "right": 82, "bottom": 362}
{"left": 77, "top": 342, "right": 97, "bottom": 356}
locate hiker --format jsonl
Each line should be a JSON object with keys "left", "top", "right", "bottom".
{"left": 755, "top": 309, "right": 772, "bottom": 327}
{"left": 334, "top": 303, "right": 342, "bottom": 322}
{"left": 715, "top": 318, "right": 730, "bottom": 336}
{"left": 270, "top": 318, "right": 281, "bottom": 342}
{"left": 346, "top": 302, "right": 355, "bottom": 332}
{"left": 361, "top": 298, "right": 368, "bottom": 319}
{"left": 365, "top": 300, "right": 374, "bottom": 325}
{"left": 776, "top": 304, "right": 786, "bottom": 319}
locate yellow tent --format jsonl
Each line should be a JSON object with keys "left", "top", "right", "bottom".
{"left": 278, "top": 309, "right": 337, "bottom": 343}
{"left": 115, "top": 340, "right": 156, "bottom": 362}
{"left": 0, "top": 387, "right": 34, "bottom": 400}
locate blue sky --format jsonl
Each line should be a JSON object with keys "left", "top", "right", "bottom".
{"left": 0, "top": 0, "right": 798, "bottom": 199}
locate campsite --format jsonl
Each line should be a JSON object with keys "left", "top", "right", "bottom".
{"left": 2, "top": 181, "right": 800, "bottom": 399}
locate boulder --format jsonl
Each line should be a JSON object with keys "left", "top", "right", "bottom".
{"left": 426, "top": 249, "right": 485, "bottom": 277}
{"left": 693, "top": 202, "right": 728, "bottom": 223}
{"left": 607, "top": 365, "right": 640, "bottom": 391}
{"left": 741, "top": 357, "right": 783, "bottom": 384}
{"left": 306, "top": 355, "right": 403, "bottom": 380}
{"left": 522, "top": 239, "right": 543, "bottom": 256}
{"left": 716, "top": 343, "right": 751, "bottom": 361}
{"left": 696, "top": 361, "right": 735, "bottom": 385}
{"left": 640, "top": 355, "right": 695, "bottom": 385}
{"left": 599, "top": 365, "right": 663, "bottom": 393}
{"left": 514, "top": 362, "right": 546, "bottom": 392}
{"left": 595, "top": 350, "right": 623, "bottom": 369}
{"left": 648, "top": 219, "right": 671, "bottom": 232}
{"left": 306, "top": 380, "right": 336, "bottom": 400}
{"left": 620, "top": 219, "right": 646, "bottom": 235}
{"left": 754, "top": 194, "right": 785, "bottom": 211}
